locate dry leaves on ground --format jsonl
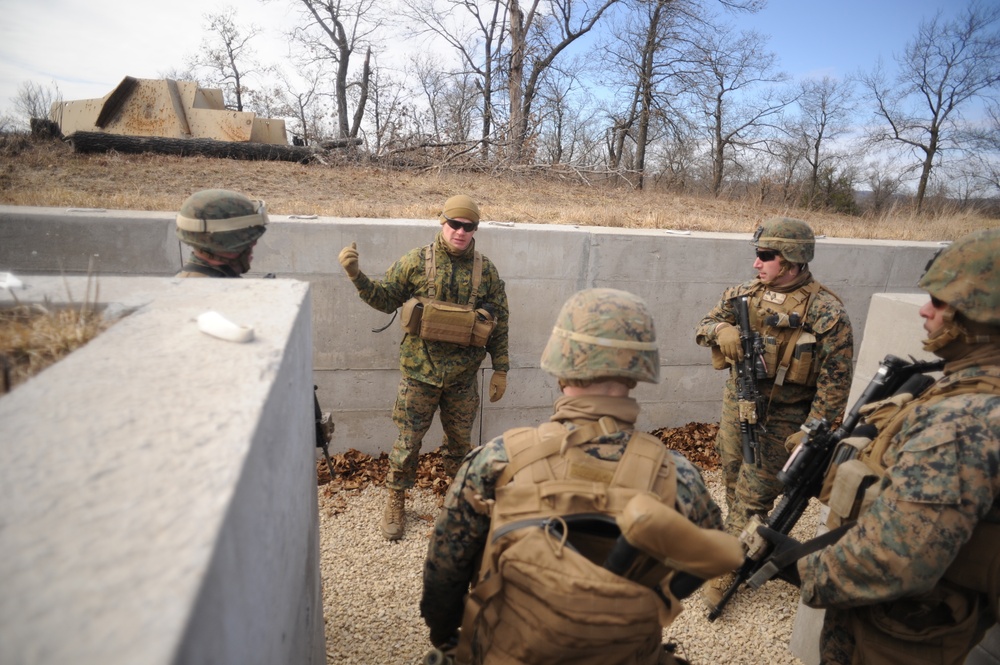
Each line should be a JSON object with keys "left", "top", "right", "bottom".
{"left": 316, "top": 421, "right": 721, "bottom": 492}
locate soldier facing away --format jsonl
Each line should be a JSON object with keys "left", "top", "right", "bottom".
{"left": 759, "top": 228, "right": 1000, "bottom": 664}
{"left": 174, "top": 189, "right": 268, "bottom": 278}
{"left": 421, "top": 288, "right": 740, "bottom": 664}
{"left": 338, "top": 194, "right": 510, "bottom": 541}
{"left": 694, "top": 217, "right": 854, "bottom": 607}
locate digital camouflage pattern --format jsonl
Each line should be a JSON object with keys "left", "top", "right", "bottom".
{"left": 351, "top": 232, "right": 509, "bottom": 488}
{"left": 540, "top": 288, "right": 660, "bottom": 384}
{"left": 919, "top": 228, "right": 1000, "bottom": 325}
{"left": 420, "top": 395, "right": 724, "bottom": 648}
{"left": 799, "top": 361, "right": 1000, "bottom": 662}
{"left": 695, "top": 277, "right": 853, "bottom": 534}
{"left": 753, "top": 217, "right": 815, "bottom": 264}
{"left": 388, "top": 375, "right": 479, "bottom": 489}
{"left": 175, "top": 189, "right": 268, "bottom": 254}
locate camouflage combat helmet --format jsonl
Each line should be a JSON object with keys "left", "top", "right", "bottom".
{"left": 753, "top": 217, "right": 815, "bottom": 264}
{"left": 919, "top": 228, "right": 1000, "bottom": 326}
{"left": 540, "top": 288, "right": 660, "bottom": 384}
{"left": 175, "top": 189, "right": 268, "bottom": 254}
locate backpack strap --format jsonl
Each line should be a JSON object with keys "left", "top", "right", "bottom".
{"left": 424, "top": 243, "right": 483, "bottom": 306}
{"left": 423, "top": 243, "right": 436, "bottom": 299}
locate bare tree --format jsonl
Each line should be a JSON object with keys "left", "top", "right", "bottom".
{"left": 680, "top": 24, "right": 792, "bottom": 196}
{"left": 507, "top": 0, "right": 623, "bottom": 163}
{"left": 859, "top": 2, "right": 1000, "bottom": 211}
{"left": 292, "top": 0, "right": 382, "bottom": 140}
{"left": 188, "top": 7, "right": 263, "bottom": 112}
{"left": 12, "top": 80, "right": 61, "bottom": 122}
{"left": 790, "top": 76, "right": 857, "bottom": 208}
{"left": 400, "top": 0, "right": 508, "bottom": 160}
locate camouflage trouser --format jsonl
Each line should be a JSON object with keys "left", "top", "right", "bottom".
{"left": 714, "top": 379, "right": 809, "bottom": 535}
{"left": 386, "top": 374, "right": 479, "bottom": 490}
{"left": 820, "top": 608, "right": 855, "bottom": 664}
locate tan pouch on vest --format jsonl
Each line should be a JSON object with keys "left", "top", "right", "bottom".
{"left": 470, "top": 308, "right": 497, "bottom": 348}
{"left": 851, "top": 586, "right": 982, "bottom": 665}
{"left": 825, "top": 459, "right": 881, "bottom": 529}
{"left": 784, "top": 331, "right": 817, "bottom": 385}
{"left": 400, "top": 297, "right": 424, "bottom": 335}
{"left": 419, "top": 300, "right": 477, "bottom": 345}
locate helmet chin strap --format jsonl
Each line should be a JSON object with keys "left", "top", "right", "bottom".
{"left": 923, "top": 305, "right": 999, "bottom": 356}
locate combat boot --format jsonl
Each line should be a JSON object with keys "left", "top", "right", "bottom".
{"left": 381, "top": 488, "right": 406, "bottom": 541}
{"left": 702, "top": 572, "right": 735, "bottom": 611}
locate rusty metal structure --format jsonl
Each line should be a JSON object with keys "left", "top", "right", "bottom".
{"left": 49, "top": 76, "right": 288, "bottom": 145}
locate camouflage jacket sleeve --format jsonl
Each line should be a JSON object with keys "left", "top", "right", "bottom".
{"left": 480, "top": 255, "right": 510, "bottom": 372}
{"left": 804, "top": 288, "right": 854, "bottom": 424}
{"left": 670, "top": 450, "right": 726, "bottom": 530}
{"left": 350, "top": 245, "right": 425, "bottom": 314}
{"left": 799, "top": 386, "right": 1000, "bottom": 608}
{"left": 420, "top": 438, "right": 507, "bottom": 641}
{"left": 694, "top": 282, "right": 750, "bottom": 347}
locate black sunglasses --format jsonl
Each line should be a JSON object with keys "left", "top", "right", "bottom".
{"left": 755, "top": 249, "right": 779, "bottom": 262}
{"left": 444, "top": 216, "right": 478, "bottom": 233}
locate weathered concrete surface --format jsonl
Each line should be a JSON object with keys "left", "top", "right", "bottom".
{"left": 0, "top": 205, "right": 945, "bottom": 454}
{"left": 0, "top": 276, "right": 324, "bottom": 665}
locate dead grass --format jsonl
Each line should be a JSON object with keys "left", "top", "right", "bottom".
{"left": 0, "top": 303, "right": 113, "bottom": 393}
{"left": 2, "top": 136, "right": 997, "bottom": 241}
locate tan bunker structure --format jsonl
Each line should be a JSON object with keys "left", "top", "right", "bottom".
{"left": 50, "top": 75, "right": 288, "bottom": 145}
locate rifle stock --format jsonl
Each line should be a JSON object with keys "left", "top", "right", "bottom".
{"left": 314, "top": 386, "right": 336, "bottom": 480}
{"left": 706, "top": 354, "right": 944, "bottom": 621}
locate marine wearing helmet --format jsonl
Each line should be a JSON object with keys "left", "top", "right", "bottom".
{"left": 175, "top": 189, "right": 268, "bottom": 278}
{"left": 918, "top": 228, "right": 1000, "bottom": 355}
{"left": 753, "top": 216, "right": 815, "bottom": 265}
{"left": 541, "top": 287, "right": 660, "bottom": 388}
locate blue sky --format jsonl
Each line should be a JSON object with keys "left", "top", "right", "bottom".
{"left": 728, "top": 0, "right": 967, "bottom": 81}
{"left": 0, "top": 0, "right": 973, "bottom": 117}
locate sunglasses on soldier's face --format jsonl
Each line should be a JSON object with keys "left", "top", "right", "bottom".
{"left": 755, "top": 249, "right": 779, "bottom": 262}
{"left": 444, "top": 217, "right": 479, "bottom": 233}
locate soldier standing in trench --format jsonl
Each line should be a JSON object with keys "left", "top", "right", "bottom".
{"left": 337, "top": 194, "right": 510, "bottom": 541}
{"left": 694, "top": 217, "right": 854, "bottom": 608}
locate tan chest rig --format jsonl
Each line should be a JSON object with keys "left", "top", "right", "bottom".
{"left": 822, "top": 374, "right": 1000, "bottom": 616}
{"left": 454, "top": 420, "right": 683, "bottom": 665}
{"left": 399, "top": 243, "right": 496, "bottom": 347}
{"left": 748, "top": 281, "right": 824, "bottom": 388}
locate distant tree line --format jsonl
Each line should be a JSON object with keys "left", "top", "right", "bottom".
{"left": 6, "top": 0, "right": 1000, "bottom": 216}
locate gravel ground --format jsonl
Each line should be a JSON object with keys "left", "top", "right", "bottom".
{"left": 318, "top": 470, "right": 820, "bottom": 664}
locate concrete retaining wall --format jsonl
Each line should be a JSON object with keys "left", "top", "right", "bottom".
{"left": 0, "top": 276, "right": 325, "bottom": 665}
{"left": 0, "top": 205, "right": 944, "bottom": 455}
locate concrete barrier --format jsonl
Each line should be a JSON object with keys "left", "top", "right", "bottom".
{"left": 0, "top": 276, "right": 325, "bottom": 665}
{"left": 0, "top": 205, "right": 944, "bottom": 456}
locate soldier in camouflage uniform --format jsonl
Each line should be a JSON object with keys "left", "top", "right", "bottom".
{"left": 767, "top": 228, "right": 1000, "bottom": 664}
{"left": 174, "top": 189, "right": 268, "bottom": 278}
{"left": 338, "top": 194, "right": 509, "bottom": 541}
{"left": 421, "top": 288, "right": 727, "bottom": 663}
{"left": 695, "top": 217, "right": 854, "bottom": 607}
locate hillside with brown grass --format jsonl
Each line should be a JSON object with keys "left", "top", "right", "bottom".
{"left": 2, "top": 135, "right": 997, "bottom": 242}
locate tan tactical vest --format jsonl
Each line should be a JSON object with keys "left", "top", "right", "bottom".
{"left": 821, "top": 373, "right": 1000, "bottom": 664}
{"left": 399, "top": 244, "right": 496, "bottom": 346}
{"left": 749, "top": 281, "right": 827, "bottom": 387}
{"left": 454, "top": 419, "right": 681, "bottom": 665}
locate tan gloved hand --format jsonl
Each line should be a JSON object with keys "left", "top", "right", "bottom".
{"left": 489, "top": 371, "right": 507, "bottom": 403}
{"left": 784, "top": 429, "right": 807, "bottom": 453}
{"left": 715, "top": 323, "right": 744, "bottom": 362}
{"left": 338, "top": 242, "right": 360, "bottom": 279}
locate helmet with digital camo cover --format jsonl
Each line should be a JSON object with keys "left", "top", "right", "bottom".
{"left": 753, "top": 217, "right": 815, "bottom": 264}
{"left": 919, "top": 228, "right": 1000, "bottom": 326}
{"left": 175, "top": 189, "right": 268, "bottom": 255}
{"left": 541, "top": 288, "right": 660, "bottom": 384}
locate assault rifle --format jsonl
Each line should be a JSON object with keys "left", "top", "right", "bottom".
{"left": 731, "top": 295, "right": 768, "bottom": 466}
{"left": 314, "top": 386, "right": 336, "bottom": 479}
{"left": 706, "top": 354, "right": 944, "bottom": 621}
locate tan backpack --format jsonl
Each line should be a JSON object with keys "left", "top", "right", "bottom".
{"left": 453, "top": 419, "right": 685, "bottom": 665}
